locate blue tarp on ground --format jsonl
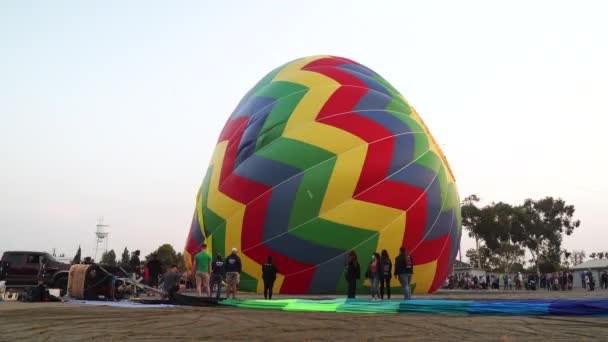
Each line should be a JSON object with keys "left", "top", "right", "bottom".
{"left": 548, "top": 298, "right": 608, "bottom": 316}
{"left": 220, "top": 298, "right": 608, "bottom": 316}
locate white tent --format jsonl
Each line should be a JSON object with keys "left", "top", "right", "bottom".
{"left": 571, "top": 259, "right": 608, "bottom": 288}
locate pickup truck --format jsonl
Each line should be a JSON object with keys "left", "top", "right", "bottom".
{"left": 0, "top": 251, "right": 71, "bottom": 295}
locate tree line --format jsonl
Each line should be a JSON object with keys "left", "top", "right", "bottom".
{"left": 462, "top": 195, "right": 581, "bottom": 276}
{"left": 72, "top": 244, "right": 186, "bottom": 271}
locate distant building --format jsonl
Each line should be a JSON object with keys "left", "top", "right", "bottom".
{"left": 571, "top": 259, "right": 608, "bottom": 288}
{"left": 56, "top": 256, "right": 73, "bottom": 264}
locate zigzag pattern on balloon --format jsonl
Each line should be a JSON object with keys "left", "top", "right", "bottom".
{"left": 184, "top": 56, "right": 461, "bottom": 294}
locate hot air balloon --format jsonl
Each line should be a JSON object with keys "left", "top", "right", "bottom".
{"left": 184, "top": 56, "right": 460, "bottom": 295}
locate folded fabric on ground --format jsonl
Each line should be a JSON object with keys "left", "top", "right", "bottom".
{"left": 219, "top": 298, "right": 608, "bottom": 316}
{"left": 65, "top": 299, "right": 173, "bottom": 308}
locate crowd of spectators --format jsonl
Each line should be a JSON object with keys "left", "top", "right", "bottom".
{"left": 446, "top": 270, "right": 608, "bottom": 291}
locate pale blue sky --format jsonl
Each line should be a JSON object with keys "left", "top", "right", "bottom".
{"left": 1, "top": 1, "right": 606, "bottom": 260}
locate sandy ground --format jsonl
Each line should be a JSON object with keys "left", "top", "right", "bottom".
{"left": 1, "top": 290, "right": 607, "bottom": 342}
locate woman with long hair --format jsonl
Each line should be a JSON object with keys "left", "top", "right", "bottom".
{"left": 366, "top": 252, "right": 381, "bottom": 300}
{"left": 380, "top": 249, "right": 392, "bottom": 300}
{"left": 345, "top": 250, "right": 360, "bottom": 299}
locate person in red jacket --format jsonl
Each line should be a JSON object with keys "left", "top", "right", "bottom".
{"left": 142, "top": 263, "right": 150, "bottom": 284}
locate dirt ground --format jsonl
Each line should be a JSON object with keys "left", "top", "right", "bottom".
{"left": 1, "top": 290, "right": 607, "bottom": 341}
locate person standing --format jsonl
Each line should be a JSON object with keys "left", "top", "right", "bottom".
{"left": 586, "top": 270, "right": 595, "bottom": 291}
{"left": 129, "top": 250, "right": 141, "bottom": 279}
{"left": 394, "top": 247, "right": 414, "bottom": 300}
{"left": 146, "top": 254, "right": 162, "bottom": 288}
{"left": 225, "top": 247, "right": 242, "bottom": 299}
{"left": 345, "top": 250, "right": 360, "bottom": 299}
{"left": 601, "top": 271, "right": 608, "bottom": 290}
{"left": 192, "top": 243, "right": 212, "bottom": 297}
{"left": 262, "top": 256, "right": 279, "bottom": 300}
{"left": 379, "top": 250, "right": 392, "bottom": 300}
{"left": 366, "top": 253, "right": 381, "bottom": 300}
{"left": 211, "top": 253, "right": 226, "bottom": 299}
{"left": 580, "top": 271, "right": 587, "bottom": 290}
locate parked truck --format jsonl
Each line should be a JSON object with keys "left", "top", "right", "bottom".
{"left": 0, "top": 251, "right": 71, "bottom": 295}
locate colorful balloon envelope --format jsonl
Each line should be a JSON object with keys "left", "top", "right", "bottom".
{"left": 184, "top": 56, "right": 461, "bottom": 294}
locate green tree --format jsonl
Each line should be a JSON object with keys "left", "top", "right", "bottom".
{"left": 461, "top": 195, "right": 484, "bottom": 269}
{"left": 512, "top": 197, "right": 580, "bottom": 277}
{"left": 101, "top": 249, "right": 117, "bottom": 266}
{"left": 462, "top": 199, "right": 525, "bottom": 273}
{"left": 176, "top": 252, "right": 186, "bottom": 272}
{"left": 569, "top": 250, "right": 586, "bottom": 266}
{"left": 598, "top": 252, "right": 605, "bottom": 260}
{"left": 479, "top": 202, "right": 525, "bottom": 274}
{"left": 465, "top": 247, "right": 492, "bottom": 270}
{"left": 145, "top": 244, "right": 182, "bottom": 271}
{"left": 590, "top": 252, "right": 597, "bottom": 259}
{"left": 120, "top": 247, "right": 130, "bottom": 268}
{"left": 493, "top": 241, "right": 525, "bottom": 273}
{"left": 562, "top": 250, "right": 572, "bottom": 269}
{"left": 72, "top": 246, "right": 82, "bottom": 264}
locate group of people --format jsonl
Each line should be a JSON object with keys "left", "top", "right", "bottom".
{"left": 446, "top": 270, "right": 608, "bottom": 292}
{"left": 541, "top": 272, "right": 575, "bottom": 291}
{"left": 578, "top": 270, "right": 608, "bottom": 291}
{"left": 192, "top": 244, "right": 244, "bottom": 299}
{"left": 118, "top": 247, "right": 608, "bottom": 301}
{"left": 126, "top": 250, "right": 164, "bottom": 289}
{"left": 192, "top": 243, "right": 279, "bottom": 300}
{"left": 345, "top": 247, "right": 414, "bottom": 300}
{"left": 125, "top": 250, "right": 182, "bottom": 298}
{"left": 190, "top": 244, "right": 415, "bottom": 301}
{"left": 447, "top": 272, "right": 533, "bottom": 290}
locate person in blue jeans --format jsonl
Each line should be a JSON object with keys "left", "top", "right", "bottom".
{"left": 366, "top": 253, "right": 381, "bottom": 300}
{"left": 394, "top": 247, "right": 414, "bottom": 300}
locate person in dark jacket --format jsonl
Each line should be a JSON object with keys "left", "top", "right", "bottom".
{"left": 262, "top": 256, "right": 279, "bottom": 300}
{"left": 129, "top": 250, "right": 141, "bottom": 277}
{"left": 379, "top": 249, "right": 392, "bottom": 300}
{"left": 345, "top": 250, "right": 360, "bottom": 299}
{"left": 211, "top": 253, "right": 226, "bottom": 299}
{"left": 394, "top": 247, "right": 414, "bottom": 300}
{"left": 225, "top": 248, "right": 242, "bottom": 299}
{"left": 146, "top": 254, "right": 162, "bottom": 288}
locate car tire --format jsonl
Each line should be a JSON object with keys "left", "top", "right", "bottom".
{"left": 54, "top": 276, "right": 68, "bottom": 297}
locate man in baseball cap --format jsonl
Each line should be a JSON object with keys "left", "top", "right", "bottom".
{"left": 225, "top": 247, "right": 242, "bottom": 298}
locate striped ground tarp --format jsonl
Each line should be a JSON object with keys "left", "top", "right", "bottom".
{"left": 219, "top": 298, "right": 608, "bottom": 316}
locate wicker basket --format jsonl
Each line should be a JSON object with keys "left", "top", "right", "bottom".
{"left": 67, "top": 264, "right": 90, "bottom": 299}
